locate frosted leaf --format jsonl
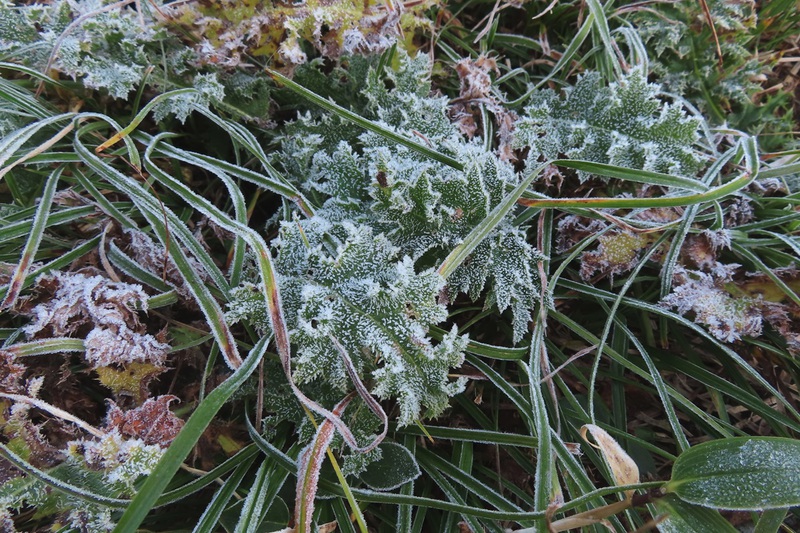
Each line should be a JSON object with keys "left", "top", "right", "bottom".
{"left": 105, "top": 396, "right": 184, "bottom": 447}
{"left": 84, "top": 327, "right": 169, "bottom": 368}
{"left": 661, "top": 264, "right": 762, "bottom": 342}
{"left": 513, "top": 68, "right": 702, "bottom": 181}
{"left": 230, "top": 218, "right": 468, "bottom": 426}
{"left": 22, "top": 272, "right": 150, "bottom": 338}
{"left": 72, "top": 430, "right": 164, "bottom": 491}
{"left": 152, "top": 73, "right": 225, "bottom": 123}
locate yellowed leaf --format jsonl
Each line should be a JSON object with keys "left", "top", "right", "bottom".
{"left": 580, "top": 424, "right": 640, "bottom": 500}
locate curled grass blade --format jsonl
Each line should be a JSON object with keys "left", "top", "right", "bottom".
{"left": 519, "top": 136, "right": 759, "bottom": 209}
{"left": 1, "top": 166, "right": 62, "bottom": 309}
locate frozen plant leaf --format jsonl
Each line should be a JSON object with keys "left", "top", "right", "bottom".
{"left": 661, "top": 263, "right": 762, "bottom": 342}
{"left": 105, "top": 396, "right": 184, "bottom": 447}
{"left": 22, "top": 271, "right": 151, "bottom": 338}
{"left": 275, "top": 220, "right": 468, "bottom": 426}
{"left": 84, "top": 327, "right": 169, "bottom": 368}
{"left": 230, "top": 218, "right": 468, "bottom": 426}
{"left": 152, "top": 73, "right": 226, "bottom": 123}
{"left": 513, "top": 68, "right": 703, "bottom": 181}
{"left": 278, "top": 51, "right": 545, "bottom": 343}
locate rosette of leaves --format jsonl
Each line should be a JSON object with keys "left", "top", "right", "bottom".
{"left": 232, "top": 218, "right": 468, "bottom": 427}
{"left": 274, "top": 52, "right": 544, "bottom": 343}
{"left": 512, "top": 68, "right": 703, "bottom": 181}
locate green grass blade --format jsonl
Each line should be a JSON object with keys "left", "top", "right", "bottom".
{"left": 439, "top": 162, "right": 546, "bottom": 279}
{"left": 1, "top": 166, "right": 61, "bottom": 309}
{"left": 192, "top": 454, "right": 256, "bottom": 533}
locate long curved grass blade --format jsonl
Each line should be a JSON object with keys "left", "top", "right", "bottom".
{"left": 555, "top": 160, "right": 709, "bottom": 192}
{"left": 519, "top": 136, "right": 759, "bottom": 210}
{"left": 266, "top": 69, "right": 464, "bottom": 171}
{"left": 586, "top": 0, "right": 623, "bottom": 79}
{"left": 0, "top": 112, "right": 74, "bottom": 174}
{"left": 148, "top": 138, "right": 314, "bottom": 216}
{"left": 0, "top": 206, "right": 95, "bottom": 242}
{"left": 112, "top": 335, "right": 270, "bottom": 533}
{"left": 557, "top": 279, "right": 800, "bottom": 423}
{"left": 1, "top": 166, "right": 62, "bottom": 309}
{"left": 73, "top": 132, "right": 231, "bottom": 294}
{"left": 506, "top": 10, "right": 595, "bottom": 106}
{"left": 190, "top": 111, "right": 316, "bottom": 217}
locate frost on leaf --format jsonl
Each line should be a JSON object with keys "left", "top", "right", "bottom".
{"left": 105, "top": 396, "right": 184, "bottom": 448}
{"left": 663, "top": 263, "right": 800, "bottom": 351}
{"left": 274, "top": 220, "right": 468, "bottom": 426}
{"left": 661, "top": 264, "right": 762, "bottom": 343}
{"left": 152, "top": 73, "right": 226, "bottom": 123}
{"left": 21, "top": 271, "right": 169, "bottom": 397}
{"left": 69, "top": 431, "right": 164, "bottom": 492}
{"left": 0, "top": 1, "right": 159, "bottom": 99}
{"left": 23, "top": 271, "right": 151, "bottom": 338}
{"left": 513, "top": 68, "right": 703, "bottom": 181}
{"left": 277, "top": 52, "right": 545, "bottom": 343}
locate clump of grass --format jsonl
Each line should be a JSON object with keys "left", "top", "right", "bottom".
{"left": 1, "top": 1, "right": 799, "bottom": 532}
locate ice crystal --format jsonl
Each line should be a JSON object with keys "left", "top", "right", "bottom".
{"left": 513, "top": 68, "right": 703, "bottom": 181}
